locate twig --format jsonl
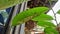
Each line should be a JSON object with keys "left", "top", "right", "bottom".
{"left": 48, "top": 0, "right": 58, "bottom": 26}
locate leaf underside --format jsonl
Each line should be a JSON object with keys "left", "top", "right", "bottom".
{"left": 12, "top": 7, "right": 49, "bottom": 26}
{"left": 0, "top": 0, "right": 28, "bottom": 10}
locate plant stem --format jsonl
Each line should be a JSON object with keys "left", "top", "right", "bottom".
{"left": 48, "top": 0, "right": 58, "bottom": 26}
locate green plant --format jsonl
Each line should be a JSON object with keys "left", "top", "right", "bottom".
{"left": 0, "top": 0, "right": 59, "bottom": 34}
{"left": 12, "top": 7, "right": 59, "bottom": 34}
{"left": 57, "top": 10, "right": 60, "bottom": 14}
{"left": 0, "top": 0, "right": 28, "bottom": 10}
{"left": 12, "top": 7, "right": 49, "bottom": 26}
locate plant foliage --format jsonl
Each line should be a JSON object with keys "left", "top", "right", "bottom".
{"left": 32, "top": 14, "right": 53, "bottom": 21}
{"left": 12, "top": 7, "right": 58, "bottom": 34}
{"left": 0, "top": 0, "right": 58, "bottom": 34}
{"left": 57, "top": 10, "right": 60, "bottom": 14}
{"left": 0, "top": 0, "right": 28, "bottom": 10}
{"left": 37, "top": 21, "right": 56, "bottom": 28}
{"left": 12, "top": 7, "right": 49, "bottom": 26}
{"left": 44, "top": 27, "right": 59, "bottom": 34}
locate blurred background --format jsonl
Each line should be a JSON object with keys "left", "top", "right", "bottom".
{"left": 0, "top": 0, "right": 59, "bottom": 34}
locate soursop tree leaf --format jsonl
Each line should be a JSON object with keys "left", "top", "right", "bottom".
{"left": 57, "top": 10, "right": 60, "bottom": 14}
{"left": 32, "top": 14, "right": 53, "bottom": 21}
{"left": 37, "top": 21, "right": 56, "bottom": 28}
{"left": 44, "top": 27, "right": 59, "bottom": 34}
{"left": 0, "top": 0, "right": 28, "bottom": 10}
{"left": 12, "top": 7, "right": 49, "bottom": 26}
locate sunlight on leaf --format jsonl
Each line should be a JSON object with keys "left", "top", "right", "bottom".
{"left": 12, "top": 7, "right": 49, "bottom": 26}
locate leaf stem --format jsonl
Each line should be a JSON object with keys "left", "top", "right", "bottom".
{"left": 48, "top": 0, "right": 58, "bottom": 26}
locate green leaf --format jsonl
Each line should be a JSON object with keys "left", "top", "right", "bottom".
{"left": 32, "top": 14, "right": 53, "bottom": 21}
{"left": 57, "top": 10, "right": 60, "bottom": 14}
{"left": 12, "top": 7, "right": 49, "bottom": 26}
{"left": 37, "top": 21, "right": 56, "bottom": 28}
{"left": 0, "top": 0, "right": 28, "bottom": 10}
{"left": 44, "top": 27, "right": 59, "bottom": 34}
